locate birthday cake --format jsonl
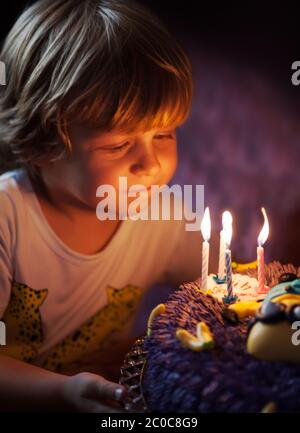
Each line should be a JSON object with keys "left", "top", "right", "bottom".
{"left": 120, "top": 262, "right": 300, "bottom": 413}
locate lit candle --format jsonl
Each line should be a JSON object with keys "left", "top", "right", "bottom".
{"left": 218, "top": 212, "right": 229, "bottom": 279}
{"left": 257, "top": 207, "right": 269, "bottom": 294}
{"left": 200, "top": 207, "right": 211, "bottom": 293}
{"left": 222, "top": 211, "right": 237, "bottom": 303}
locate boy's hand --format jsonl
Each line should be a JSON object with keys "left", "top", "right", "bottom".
{"left": 62, "top": 372, "right": 127, "bottom": 413}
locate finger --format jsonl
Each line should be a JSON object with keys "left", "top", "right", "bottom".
{"left": 83, "top": 377, "right": 128, "bottom": 402}
{"left": 99, "top": 381, "right": 128, "bottom": 402}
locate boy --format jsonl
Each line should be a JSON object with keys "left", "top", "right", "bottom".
{"left": 0, "top": 0, "right": 217, "bottom": 412}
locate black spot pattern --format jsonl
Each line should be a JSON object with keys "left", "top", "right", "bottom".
{"left": 0, "top": 282, "right": 143, "bottom": 373}
{"left": 42, "top": 285, "right": 143, "bottom": 371}
{"left": 0, "top": 281, "right": 47, "bottom": 362}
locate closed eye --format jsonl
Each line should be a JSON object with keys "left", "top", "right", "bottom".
{"left": 99, "top": 132, "right": 175, "bottom": 153}
{"left": 154, "top": 133, "right": 175, "bottom": 140}
{"left": 103, "top": 141, "right": 131, "bottom": 153}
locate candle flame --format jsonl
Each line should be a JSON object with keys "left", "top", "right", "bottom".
{"left": 222, "top": 210, "right": 233, "bottom": 229}
{"left": 258, "top": 207, "right": 269, "bottom": 247}
{"left": 222, "top": 210, "right": 233, "bottom": 248}
{"left": 201, "top": 207, "right": 211, "bottom": 241}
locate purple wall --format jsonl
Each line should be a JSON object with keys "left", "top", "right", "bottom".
{"left": 173, "top": 50, "right": 300, "bottom": 265}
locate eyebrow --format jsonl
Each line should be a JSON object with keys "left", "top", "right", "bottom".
{"left": 89, "top": 127, "right": 177, "bottom": 147}
{"left": 105, "top": 126, "right": 177, "bottom": 137}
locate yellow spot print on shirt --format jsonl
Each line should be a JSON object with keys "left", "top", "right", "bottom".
{"left": 42, "top": 285, "right": 143, "bottom": 371}
{"left": 0, "top": 281, "right": 47, "bottom": 362}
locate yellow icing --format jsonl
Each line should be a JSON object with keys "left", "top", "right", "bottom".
{"left": 271, "top": 293, "right": 300, "bottom": 307}
{"left": 232, "top": 260, "right": 257, "bottom": 271}
{"left": 176, "top": 322, "right": 214, "bottom": 351}
{"left": 228, "top": 301, "right": 261, "bottom": 320}
{"left": 147, "top": 304, "right": 166, "bottom": 337}
{"left": 196, "top": 322, "right": 213, "bottom": 342}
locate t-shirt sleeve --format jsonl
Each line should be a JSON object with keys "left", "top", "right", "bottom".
{"left": 0, "top": 191, "right": 14, "bottom": 318}
{"left": 158, "top": 210, "right": 219, "bottom": 288}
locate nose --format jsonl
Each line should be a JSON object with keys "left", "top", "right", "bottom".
{"left": 130, "top": 147, "right": 161, "bottom": 177}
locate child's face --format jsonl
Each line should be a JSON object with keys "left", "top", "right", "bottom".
{"left": 41, "top": 124, "right": 178, "bottom": 211}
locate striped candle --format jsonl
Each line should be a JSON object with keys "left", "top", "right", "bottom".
{"left": 201, "top": 240, "right": 210, "bottom": 293}
{"left": 225, "top": 248, "right": 233, "bottom": 298}
{"left": 218, "top": 230, "right": 226, "bottom": 279}
{"left": 257, "top": 245, "right": 265, "bottom": 293}
{"left": 200, "top": 207, "right": 211, "bottom": 293}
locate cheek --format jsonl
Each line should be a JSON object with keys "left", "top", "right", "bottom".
{"left": 159, "top": 146, "right": 178, "bottom": 179}
{"left": 74, "top": 154, "right": 126, "bottom": 196}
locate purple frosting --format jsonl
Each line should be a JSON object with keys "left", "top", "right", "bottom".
{"left": 142, "top": 283, "right": 300, "bottom": 412}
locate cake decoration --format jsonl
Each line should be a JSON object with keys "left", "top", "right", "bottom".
{"left": 222, "top": 211, "right": 235, "bottom": 302}
{"left": 279, "top": 272, "right": 298, "bottom": 284}
{"left": 201, "top": 207, "right": 272, "bottom": 302}
{"left": 257, "top": 208, "right": 269, "bottom": 294}
{"left": 135, "top": 263, "right": 300, "bottom": 412}
{"left": 147, "top": 304, "right": 166, "bottom": 337}
{"left": 222, "top": 293, "right": 238, "bottom": 304}
{"left": 232, "top": 260, "right": 257, "bottom": 272}
{"left": 206, "top": 273, "right": 263, "bottom": 303}
{"left": 176, "top": 322, "right": 215, "bottom": 352}
{"left": 246, "top": 277, "right": 300, "bottom": 363}
{"left": 212, "top": 274, "right": 227, "bottom": 284}
{"left": 119, "top": 200, "right": 300, "bottom": 412}
{"left": 200, "top": 207, "right": 211, "bottom": 292}
{"left": 217, "top": 213, "right": 226, "bottom": 280}
{"left": 227, "top": 300, "right": 261, "bottom": 320}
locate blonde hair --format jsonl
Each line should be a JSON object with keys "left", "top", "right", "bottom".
{"left": 0, "top": 0, "right": 193, "bottom": 173}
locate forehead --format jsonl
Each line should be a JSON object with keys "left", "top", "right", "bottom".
{"left": 70, "top": 123, "right": 177, "bottom": 140}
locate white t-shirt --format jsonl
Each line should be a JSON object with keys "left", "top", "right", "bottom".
{"left": 0, "top": 169, "right": 212, "bottom": 369}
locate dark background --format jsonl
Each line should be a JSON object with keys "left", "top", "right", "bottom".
{"left": 1, "top": 1, "right": 300, "bottom": 265}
